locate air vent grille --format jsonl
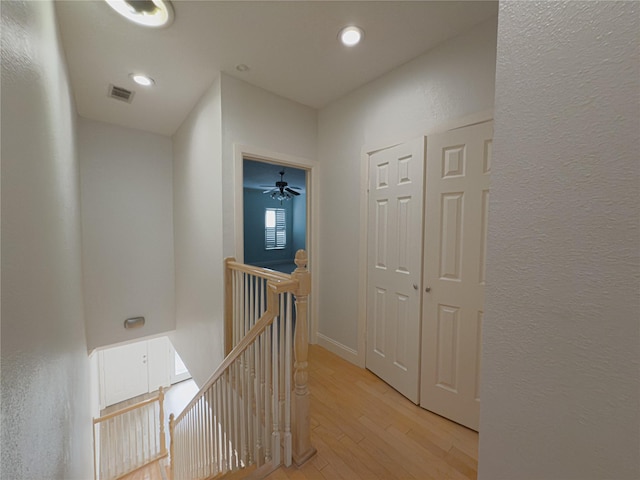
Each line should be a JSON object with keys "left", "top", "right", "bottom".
{"left": 108, "top": 84, "right": 135, "bottom": 103}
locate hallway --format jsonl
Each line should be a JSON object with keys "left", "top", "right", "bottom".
{"left": 112, "top": 345, "right": 477, "bottom": 479}
{"left": 267, "top": 345, "right": 478, "bottom": 479}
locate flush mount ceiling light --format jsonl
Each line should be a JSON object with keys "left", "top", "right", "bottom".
{"left": 130, "top": 73, "right": 155, "bottom": 86}
{"left": 105, "top": 0, "right": 174, "bottom": 28}
{"left": 339, "top": 25, "right": 364, "bottom": 47}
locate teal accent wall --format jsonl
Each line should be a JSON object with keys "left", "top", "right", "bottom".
{"left": 244, "top": 188, "right": 306, "bottom": 266}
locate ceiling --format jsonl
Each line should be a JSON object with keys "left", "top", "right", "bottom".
{"left": 55, "top": 1, "right": 498, "bottom": 137}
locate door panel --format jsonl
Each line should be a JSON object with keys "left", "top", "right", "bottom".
{"left": 102, "top": 341, "right": 148, "bottom": 407}
{"left": 421, "top": 121, "right": 493, "bottom": 430}
{"left": 366, "top": 138, "right": 425, "bottom": 404}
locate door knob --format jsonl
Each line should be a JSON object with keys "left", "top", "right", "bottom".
{"left": 425, "top": 287, "right": 432, "bottom": 293}
{"left": 413, "top": 284, "right": 418, "bottom": 290}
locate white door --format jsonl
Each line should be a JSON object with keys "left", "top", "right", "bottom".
{"left": 420, "top": 121, "right": 493, "bottom": 431}
{"left": 102, "top": 341, "right": 149, "bottom": 407}
{"left": 366, "top": 137, "right": 425, "bottom": 403}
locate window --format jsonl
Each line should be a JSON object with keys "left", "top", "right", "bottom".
{"left": 265, "top": 208, "right": 286, "bottom": 250}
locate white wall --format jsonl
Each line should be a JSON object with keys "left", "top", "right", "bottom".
{"left": 317, "top": 18, "right": 497, "bottom": 355}
{"left": 479, "top": 2, "right": 639, "bottom": 479}
{"left": 220, "top": 73, "right": 317, "bottom": 257}
{"left": 171, "top": 77, "right": 225, "bottom": 387}
{"left": 78, "top": 118, "right": 175, "bottom": 350}
{"left": 170, "top": 74, "right": 316, "bottom": 385}
{"left": 0, "top": 1, "right": 92, "bottom": 477}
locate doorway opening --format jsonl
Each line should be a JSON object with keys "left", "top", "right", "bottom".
{"left": 233, "top": 144, "right": 318, "bottom": 343}
{"left": 243, "top": 158, "right": 307, "bottom": 274}
{"left": 92, "top": 336, "right": 195, "bottom": 412}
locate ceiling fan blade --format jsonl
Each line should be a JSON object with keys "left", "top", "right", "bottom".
{"left": 263, "top": 188, "right": 278, "bottom": 194}
{"left": 285, "top": 187, "right": 300, "bottom": 196}
{"left": 288, "top": 186, "right": 302, "bottom": 190}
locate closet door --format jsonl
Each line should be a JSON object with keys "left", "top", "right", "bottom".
{"left": 102, "top": 341, "right": 148, "bottom": 407}
{"left": 421, "top": 121, "right": 492, "bottom": 430}
{"left": 100, "top": 337, "right": 174, "bottom": 408}
{"left": 366, "top": 137, "right": 425, "bottom": 404}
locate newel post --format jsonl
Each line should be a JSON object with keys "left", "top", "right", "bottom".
{"left": 159, "top": 386, "right": 167, "bottom": 456}
{"left": 224, "top": 257, "right": 235, "bottom": 356}
{"left": 291, "top": 250, "right": 317, "bottom": 465}
{"left": 168, "top": 413, "right": 175, "bottom": 480}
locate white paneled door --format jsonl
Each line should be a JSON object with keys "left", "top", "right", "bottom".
{"left": 420, "top": 121, "right": 493, "bottom": 431}
{"left": 366, "top": 137, "right": 425, "bottom": 404}
{"left": 102, "top": 341, "right": 148, "bottom": 407}
{"left": 100, "top": 337, "right": 178, "bottom": 407}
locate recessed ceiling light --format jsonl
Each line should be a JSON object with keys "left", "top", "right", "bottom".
{"left": 130, "top": 73, "right": 155, "bottom": 86}
{"left": 105, "top": 0, "right": 174, "bottom": 28}
{"left": 339, "top": 25, "right": 364, "bottom": 47}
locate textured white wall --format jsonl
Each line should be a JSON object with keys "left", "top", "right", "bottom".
{"left": 79, "top": 118, "right": 175, "bottom": 350}
{"left": 317, "top": 18, "right": 497, "bottom": 353}
{"left": 220, "top": 73, "right": 317, "bottom": 257}
{"left": 171, "top": 75, "right": 316, "bottom": 385}
{"left": 479, "top": 2, "right": 640, "bottom": 479}
{"left": 171, "top": 78, "right": 225, "bottom": 387}
{"left": 0, "top": 1, "right": 92, "bottom": 478}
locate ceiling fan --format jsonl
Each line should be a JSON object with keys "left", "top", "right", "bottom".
{"left": 262, "top": 170, "right": 301, "bottom": 203}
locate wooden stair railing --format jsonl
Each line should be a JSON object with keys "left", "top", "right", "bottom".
{"left": 169, "top": 250, "right": 315, "bottom": 480}
{"left": 92, "top": 387, "right": 167, "bottom": 480}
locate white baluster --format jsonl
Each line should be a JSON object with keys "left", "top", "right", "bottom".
{"left": 204, "top": 389, "right": 209, "bottom": 478}
{"left": 244, "top": 273, "right": 249, "bottom": 338}
{"left": 248, "top": 344, "right": 255, "bottom": 464}
{"left": 284, "top": 292, "right": 293, "bottom": 466}
{"left": 272, "top": 316, "right": 281, "bottom": 466}
{"left": 279, "top": 294, "right": 286, "bottom": 455}
{"left": 255, "top": 332, "right": 264, "bottom": 465}
{"left": 215, "top": 381, "right": 221, "bottom": 475}
{"left": 264, "top": 323, "right": 272, "bottom": 463}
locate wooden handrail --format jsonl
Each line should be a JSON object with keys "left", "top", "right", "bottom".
{"left": 175, "top": 280, "right": 284, "bottom": 424}
{"left": 171, "top": 251, "right": 314, "bottom": 479}
{"left": 225, "top": 260, "right": 292, "bottom": 283}
{"left": 225, "top": 258, "right": 296, "bottom": 355}
{"left": 179, "top": 269, "right": 298, "bottom": 425}
{"left": 93, "top": 387, "right": 166, "bottom": 480}
{"left": 93, "top": 389, "right": 163, "bottom": 424}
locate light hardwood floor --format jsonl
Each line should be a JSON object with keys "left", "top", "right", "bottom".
{"left": 116, "top": 345, "right": 478, "bottom": 480}
{"left": 266, "top": 344, "right": 478, "bottom": 480}
{"left": 119, "top": 459, "right": 167, "bottom": 480}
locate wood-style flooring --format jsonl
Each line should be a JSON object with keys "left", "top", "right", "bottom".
{"left": 119, "top": 459, "right": 167, "bottom": 480}
{"left": 266, "top": 344, "right": 478, "bottom": 480}
{"left": 115, "top": 344, "right": 478, "bottom": 480}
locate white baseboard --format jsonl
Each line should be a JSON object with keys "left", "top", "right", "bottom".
{"left": 315, "top": 333, "right": 363, "bottom": 367}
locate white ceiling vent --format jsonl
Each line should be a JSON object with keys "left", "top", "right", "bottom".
{"left": 108, "top": 84, "right": 135, "bottom": 103}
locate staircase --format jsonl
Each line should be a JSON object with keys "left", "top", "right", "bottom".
{"left": 92, "top": 388, "right": 168, "bottom": 480}
{"left": 93, "top": 250, "right": 315, "bottom": 480}
{"left": 170, "top": 249, "right": 315, "bottom": 479}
